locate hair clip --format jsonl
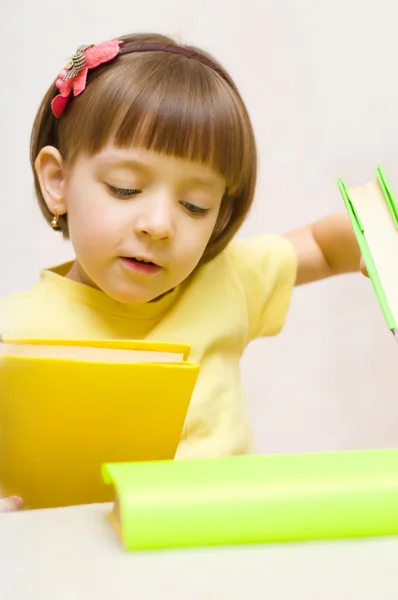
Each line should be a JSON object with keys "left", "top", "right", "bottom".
{"left": 51, "top": 40, "right": 123, "bottom": 118}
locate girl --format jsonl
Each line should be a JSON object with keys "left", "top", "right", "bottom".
{"left": 0, "top": 32, "right": 363, "bottom": 511}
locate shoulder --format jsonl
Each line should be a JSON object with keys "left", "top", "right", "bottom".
{"left": 0, "top": 262, "right": 77, "bottom": 339}
{"left": 219, "top": 234, "right": 298, "bottom": 340}
{"left": 0, "top": 285, "right": 46, "bottom": 338}
{"left": 0, "top": 290, "right": 34, "bottom": 337}
{"left": 225, "top": 234, "right": 297, "bottom": 285}
{"left": 0, "top": 288, "right": 37, "bottom": 313}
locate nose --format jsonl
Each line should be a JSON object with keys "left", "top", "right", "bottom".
{"left": 134, "top": 195, "right": 174, "bottom": 241}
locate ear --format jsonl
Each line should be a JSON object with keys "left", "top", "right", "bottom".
{"left": 34, "top": 146, "right": 67, "bottom": 215}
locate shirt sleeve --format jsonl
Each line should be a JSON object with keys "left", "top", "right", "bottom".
{"left": 226, "top": 234, "right": 298, "bottom": 341}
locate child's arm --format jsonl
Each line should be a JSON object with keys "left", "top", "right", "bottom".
{"left": 284, "top": 211, "right": 363, "bottom": 286}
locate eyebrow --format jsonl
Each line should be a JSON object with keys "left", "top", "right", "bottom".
{"left": 96, "top": 157, "right": 149, "bottom": 173}
{"left": 182, "top": 176, "right": 220, "bottom": 189}
{"left": 96, "top": 156, "right": 222, "bottom": 189}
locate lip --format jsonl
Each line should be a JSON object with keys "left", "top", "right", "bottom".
{"left": 120, "top": 257, "right": 162, "bottom": 276}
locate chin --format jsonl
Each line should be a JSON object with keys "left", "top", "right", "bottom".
{"left": 93, "top": 278, "right": 152, "bottom": 303}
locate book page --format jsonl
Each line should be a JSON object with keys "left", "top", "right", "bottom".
{"left": 0, "top": 343, "right": 184, "bottom": 363}
{"left": 349, "top": 179, "right": 398, "bottom": 323}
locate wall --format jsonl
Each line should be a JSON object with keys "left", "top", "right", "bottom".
{"left": 1, "top": 0, "right": 397, "bottom": 453}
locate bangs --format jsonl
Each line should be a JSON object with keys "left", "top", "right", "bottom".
{"left": 59, "top": 52, "right": 254, "bottom": 195}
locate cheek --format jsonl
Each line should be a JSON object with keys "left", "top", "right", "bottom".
{"left": 66, "top": 180, "right": 115, "bottom": 228}
{"left": 66, "top": 198, "right": 123, "bottom": 258}
{"left": 176, "top": 217, "right": 217, "bottom": 263}
{"left": 70, "top": 206, "right": 115, "bottom": 245}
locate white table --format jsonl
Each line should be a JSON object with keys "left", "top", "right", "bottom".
{"left": 1, "top": 503, "right": 398, "bottom": 599}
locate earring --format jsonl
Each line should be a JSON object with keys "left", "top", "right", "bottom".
{"left": 51, "top": 206, "right": 61, "bottom": 231}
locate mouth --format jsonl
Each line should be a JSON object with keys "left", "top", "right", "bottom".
{"left": 120, "top": 256, "right": 162, "bottom": 275}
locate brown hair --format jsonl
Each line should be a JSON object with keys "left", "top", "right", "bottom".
{"left": 30, "top": 32, "right": 257, "bottom": 263}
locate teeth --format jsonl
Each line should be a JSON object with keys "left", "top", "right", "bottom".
{"left": 135, "top": 258, "right": 153, "bottom": 264}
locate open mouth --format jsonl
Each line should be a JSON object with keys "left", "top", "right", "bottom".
{"left": 128, "top": 257, "right": 157, "bottom": 266}
{"left": 120, "top": 256, "right": 161, "bottom": 274}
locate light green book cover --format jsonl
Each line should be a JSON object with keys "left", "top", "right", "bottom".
{"left": 102, "top": 449, "right": 398, "bottom": 550}
{"left": 338, "top": 166, "right": 398, "bottom": 339}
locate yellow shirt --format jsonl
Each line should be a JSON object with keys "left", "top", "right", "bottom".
{"left": 0, "top": 235, "right": 297, "bottom": 458}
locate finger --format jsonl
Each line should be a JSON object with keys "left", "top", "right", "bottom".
{"left": 0, "top": 496, "right": 23, "bottom": 512}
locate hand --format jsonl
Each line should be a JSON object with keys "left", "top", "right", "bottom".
{"left": 0, "top": 495, "right": 23, "bottom": 512}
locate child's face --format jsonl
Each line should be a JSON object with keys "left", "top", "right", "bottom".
{"left": 61, "top": 146, "right": 225, "bottom": 304}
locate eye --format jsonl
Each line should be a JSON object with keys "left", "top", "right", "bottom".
{"left": 181, "top": 202, "right": 209, "bottom": 218}
{"left": 108, "top": 186, "right": 141, "bottom": 198}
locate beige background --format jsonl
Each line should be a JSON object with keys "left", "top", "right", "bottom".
{"left": 1, "top": 0, "right": 397, "bottom": 454}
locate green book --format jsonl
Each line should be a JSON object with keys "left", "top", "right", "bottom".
{"left": 102, "top": 449, "right": 398, "bottom": 550}
{"left": 338, "top": 166, "right": 398, "bottom": 339}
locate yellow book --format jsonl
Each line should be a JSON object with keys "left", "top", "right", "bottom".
{"left": 0, "top": 338, "right": 199, "bottom": 510}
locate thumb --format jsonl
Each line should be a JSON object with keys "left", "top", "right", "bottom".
{"left": 0, "top": 496, "right": 23, "bottom": 512}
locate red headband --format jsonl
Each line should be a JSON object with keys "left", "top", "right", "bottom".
{"left": 51, "top": 40, "right": 228, "bottom": 118}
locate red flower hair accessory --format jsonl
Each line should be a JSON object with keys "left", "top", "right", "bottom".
{"left": 51, "top": 40, "right": 123, "bottom": 118}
